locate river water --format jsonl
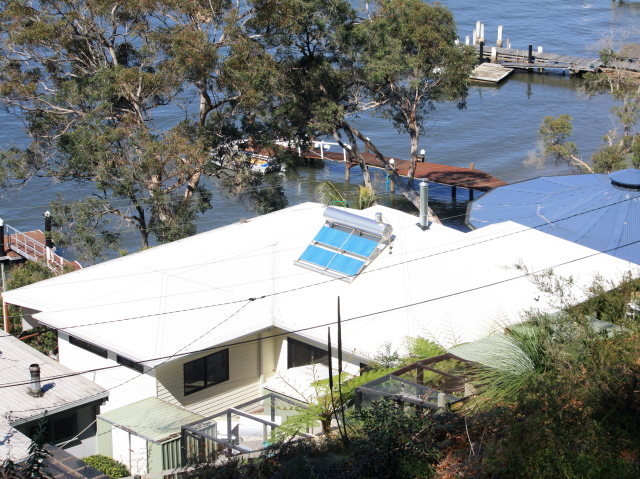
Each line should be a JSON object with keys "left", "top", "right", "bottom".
{"left": 1, "top": 1, "right": 639, "bottom": 260}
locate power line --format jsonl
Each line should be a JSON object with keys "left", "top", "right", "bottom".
{"left": 1, "top": 235, "right": 638, "bottom": 391}
{"left": 2, "top": 191, "right": 637, "bottom": 327}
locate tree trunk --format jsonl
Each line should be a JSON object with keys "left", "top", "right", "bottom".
{"left": 337, "top": 123, "right": 373, "bottom": 189}
{"left": 344, "top": 122, "right": 441, "bottom": 224}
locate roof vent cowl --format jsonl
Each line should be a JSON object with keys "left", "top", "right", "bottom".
{"left": 609, "top": 168, "right": 640, "bottom": 191}
{"left": 28, "top": 363, "right": 43, "bottom": 398}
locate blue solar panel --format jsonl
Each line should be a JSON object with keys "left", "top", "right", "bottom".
{"left": 343, "top": 235, "right": 378, "bottom": 257}
{"left": 327, "top": 253, "right": 365, "bottom": 276}
{"left": 314, "top": 227, "right": 349, "bottom": 249}
{"left": 300, "top": 245, "right": 336, "bottom": 268}
{"left": 313, "top": 226, "right": 378, "bottom": 257}
{"left": 299, "top": 244, "right": 365, "bottom": 277}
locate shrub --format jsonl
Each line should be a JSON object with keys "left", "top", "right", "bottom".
{"left": 82, "top": 455, "right": 129, "bottom": 479}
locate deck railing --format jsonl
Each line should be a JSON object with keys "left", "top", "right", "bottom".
{"left": 5, "top": 224, "right": 65, "bottom": 273}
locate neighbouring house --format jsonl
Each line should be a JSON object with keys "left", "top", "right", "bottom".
{"left": 466, "top": 169, "right": 640, "bottom": 264}
{"left": 0, "top": 335, "right": 108, "bottom": 462}
{"left": 1, "top": 202, "right": 635, "bottom": 464}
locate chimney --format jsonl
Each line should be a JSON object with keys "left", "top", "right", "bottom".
{"left": 417, "top": 180, "right": 429, "bottom": 231}
{"left": 28, "top": 364, "right": 43, "bottom": 398}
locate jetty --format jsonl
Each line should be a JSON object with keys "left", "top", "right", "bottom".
{"left": 301, "top": 143, "right": 506, "bottom": 197}
{"left": 0, "top": 219, "right": 81, "bottom": 273}
{"left": 473, "top": 44, "right": 601, "bottom": 74}
{"left": 463, "top": 21, "right": 601, "bottom": 76}
{"left": 471, "top": 63, "right": 513, "bottom": 83}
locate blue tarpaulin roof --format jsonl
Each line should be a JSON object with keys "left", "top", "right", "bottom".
{"left": 466, "top": 172, "right": 640, "bottom": 264}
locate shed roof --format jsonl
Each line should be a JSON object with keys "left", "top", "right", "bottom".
{"left": 2, "top": 203, "right": 635, "bottom": 363}
{"left": 0, "top": 335, "right": 107, "bottom": 427}
{"left": 98, "top": 397, "right": 203, "bottom": 444}
{"left": 467, "top": 172, "right": 640, "bottom": 264}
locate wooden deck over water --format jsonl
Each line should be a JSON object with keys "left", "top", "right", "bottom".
{"left": 472, "top": 44, "right": 601, "bottom": 73}
{"left": 2, "top": 228, "right": 81, "bottom": 271}
{"left": 303, "top": 149, "right": 506, "bottom": 192}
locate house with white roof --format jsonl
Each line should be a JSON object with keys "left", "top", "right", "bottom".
{"left": 0, "top": 335, "right": 108, "bottom": 463}
{"left": 1, "top": 202, "right": 635, "bottom": 436}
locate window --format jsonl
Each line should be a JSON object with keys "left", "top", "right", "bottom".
{"left": 287, "top": 337, "right": 328, "bottom": 369}
{"left": 69, "top": 336, "right": 107, "bottom": 358}
{"left": 28, "top": 413, "right": 77, "bottom": 443}
{"left": 184, "top": 349, "right": 229, "bottom": 396}
{"left": 117, "top": 355, "right": 144, "bottom": 373}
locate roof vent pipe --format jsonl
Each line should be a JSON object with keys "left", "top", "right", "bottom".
{"left": 417, "top": 180, "right": 429, "bottom": 230}
{"left": 375, "top": 212, "right": 383, "bottom": 224}
{"left": 28, "top": 364, "right": 43, "bottom": 397}
{"left": 0, "top": 218, "right": 4, "bottom": 256}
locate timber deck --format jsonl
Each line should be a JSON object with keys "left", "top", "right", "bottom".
{"left": 470, "top": 63, "right": 513, "bottom": 83}
{"left": 2, "top": 228, "right": 81, "bottom": 271}
{"left": 303, "top": 149, "right": 506, "bottom": 192}
{"left": 472, "top": 45, "right": 601, "bottom": 73}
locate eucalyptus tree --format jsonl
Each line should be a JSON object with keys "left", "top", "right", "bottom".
{"left": 0, "top": 0, "right": 285, "bottom": 258}
{"left": 351, "top": 0, "right": 477, "bottom": 188}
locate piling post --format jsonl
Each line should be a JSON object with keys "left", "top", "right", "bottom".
{"left": 528, "top": 44, "right": 533, "bottom": 64}
{"left": 491, "top": 47, "right": 497, "bottom": 63}
{"left": 497, "top": 25, "right": 503, "bottom": 47}
{"left": 465, "top": 35, "right": 470, "bottom": 45}
{"left": 389, "top": 159, "right": 395, "bottom": 193}
{"left": 475, "top": 21, "right": 481, "bottom": 43}
{"left": 452, "top": 186, "right": 457, "bottom": 200}
{"left": 469, "top": 189, "right": 474, "bottom": 200}
{"left": 364, "top": 137, "right": 369, "bottom": 154}
{"left": 507, "top": 39, "right": 511, "bottom": 49}
{"left": 479, "top": 41, "right": 484, "bottom": 64}
{"left": 0, "top": 218, "right": 4, "bottom": 257}
{"left": 472, "top": 30, "right": 477, "bottom": 45}
{"left": 480, "top": 23, "right": 485, "bottom": 43}
{"left": 44, "top": 211, "right": 53, "bottom": 249}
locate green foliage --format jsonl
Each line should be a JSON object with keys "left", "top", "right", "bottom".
{"left": 315, "top": 181, "right": 377, "bottom": 210}
{"left": 350, "top": 399, "right": 439, "bottom": 478}
{"left": 82, "top": 455, "right": 130, "bottom": 479}
{"left": 22, "top": 419, "right": 53, "bottom": 479}
{"left": 3, "top": 260, "right": 71, "bottom": 353}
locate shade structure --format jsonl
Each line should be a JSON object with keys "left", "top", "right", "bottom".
{"left": 467, "top": 172, "right": 640, "bottom": 264}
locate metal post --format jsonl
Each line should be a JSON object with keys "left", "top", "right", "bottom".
{"left": 479, "top": 41, "right": 484, "bottom": 64}
{"left": 497, "top": 25, "right": 503, "bottom": 48}
{"left": 226, "top": 411, "right": 232, "bottom": 456}
{"left": 389, "top": 159, "right": 395, "bottom": 193}
{"left": 2, "top": 300, "right": 9, "bottom": 333}
{"left": 320, "top": 142, "right": 324, "bottom": 159}
{"left": 44, "top": 211, "right": 53, "bottom": 248}
{"left": 418, "top": 180, "right": 429, "bottom": 230}
{"left": 270, "top": 396, "right": 276, "bottom": 434}
{"left": 528, "top": 44, "right": 533, "bottom": 64}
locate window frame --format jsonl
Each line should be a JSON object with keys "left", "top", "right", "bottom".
{"left": 183, "top": 349, "right": 229, "bottom": 396}
{"left": 28, "top": 412, "right": 77, "bottom": 444}
{"left": 287, "top": 337, "right": 329, "bottom": 369}
{"left": 69, "top": 336, "right": 108, "bottom": 358}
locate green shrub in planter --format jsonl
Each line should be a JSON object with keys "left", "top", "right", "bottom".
{"left": 82, "top": 454, "right": 130, "bottom": 479}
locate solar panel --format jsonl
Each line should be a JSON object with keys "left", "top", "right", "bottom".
{"left": 295, "top": 209, "right": 392, "bottom": 282}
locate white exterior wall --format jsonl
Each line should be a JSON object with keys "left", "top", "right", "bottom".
{"left": 156, "top": 330, "right": 284, "bottom": 416}
{"left": 58, "top": 333, "right": 156, "bottom": 413}
{"left": 21, "top": 307, "right": 42, "bottom": 331}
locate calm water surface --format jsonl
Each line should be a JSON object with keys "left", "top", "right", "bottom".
{"left": 1, "top": 1, "right": 639, "bottom": 260}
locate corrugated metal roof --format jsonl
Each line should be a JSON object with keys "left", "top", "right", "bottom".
{"left": 98, "top": 397, "right": 203, "bottom": 444}
{"left": 0, "top": 335, "right": 107, "bottom": 426}
{"left": 0, "top": 419, "right": 31, "bottom": 463}
{"left": 467, "top": 172, "right": 640, "bottom": 264}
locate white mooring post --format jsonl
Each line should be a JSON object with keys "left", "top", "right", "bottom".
{"left": 538, "top": 46, "right": 543, "bottom": 54}
{"left": 480, "top": 23, "right": 485, "bottom": 43}
{"left": 418, "top": 180, "right": 429, "bottom": 230}
{"left": 491, "top": 47, "right": 497, "bottom": 63}
{"left": 475, "top": 21, "right": 481, "bottom": 43}
{"left": 507, "top": 38, "right": 511, "bottom": 49}
{"left": 497, "top": 25, "right": 503, "bottom": 47}
{"left": 465, "top": 35, "right": 470, "bottom": 46}
{"left": 437, "top": 392, "right": 447, "bottom": 408}
{"left": 472, "top": 30, "right": 477, "bottom": 45}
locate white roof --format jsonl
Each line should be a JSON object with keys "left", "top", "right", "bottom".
{"left": 3, "top": 203, "right": 635, "bottom": 364}
{"left": 0, "top": 335, "right": 108, "bottom": 425}
{"left": 0, "top": 336, "right": 107, "bottom": 462}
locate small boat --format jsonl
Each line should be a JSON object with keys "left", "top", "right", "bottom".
{"left": 238, "top": 151, "right": 281, "bottom": 174}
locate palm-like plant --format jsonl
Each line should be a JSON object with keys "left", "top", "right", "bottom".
{"left": 315, "top": 181, "right": 378, "bottom": 210}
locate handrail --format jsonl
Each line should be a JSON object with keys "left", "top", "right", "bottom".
{"left": 4, "top": 224, "right": 66, "bottom": 273}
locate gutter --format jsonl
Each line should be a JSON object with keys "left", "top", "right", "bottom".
{"left": 8, "top": 390, "right": 109, "bottom": 427}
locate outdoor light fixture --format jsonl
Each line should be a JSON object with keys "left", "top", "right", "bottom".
{"left": 418, "top": 149, "right": 426, "bottom": 163}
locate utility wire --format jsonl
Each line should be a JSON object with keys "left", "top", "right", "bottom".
{"left": 0, "top": 235, "right": 638, "bottom": 390}
{"left": 2, "top": 191, "right": 637, "bottom": 325}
